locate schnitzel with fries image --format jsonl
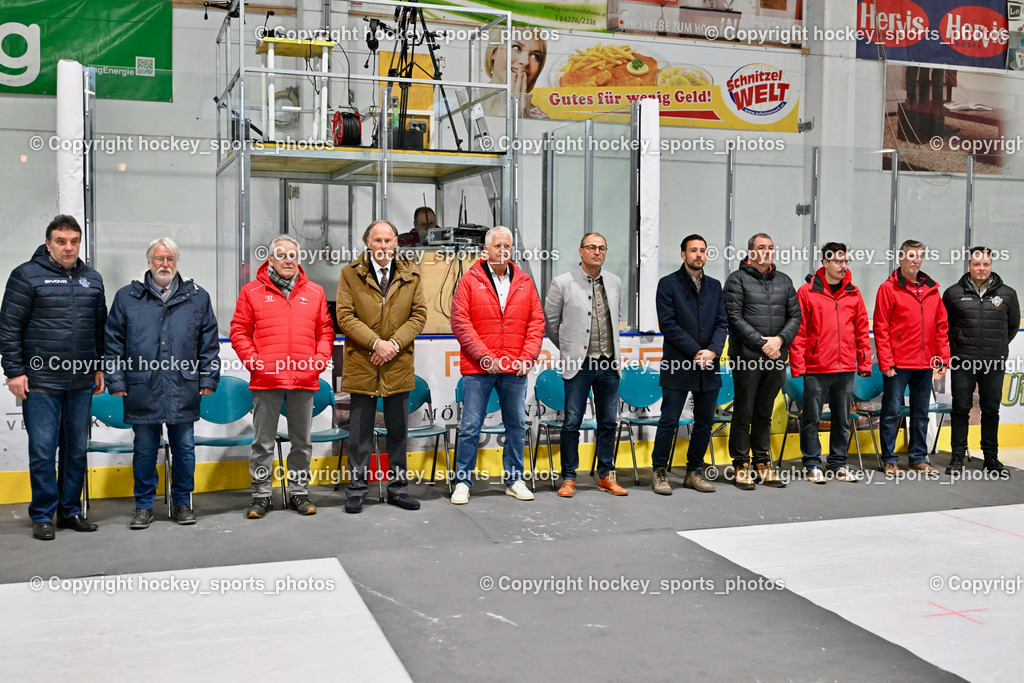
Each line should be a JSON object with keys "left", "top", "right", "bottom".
{"left": 559, "top": 43, "right": 661, "bottom": 87}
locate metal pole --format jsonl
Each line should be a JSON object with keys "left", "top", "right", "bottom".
{"left": 82, "top": 67, "right": 96, "bottom": 267}
{"left": 809, "top": 145, "right": 820, "bottom": 271}
{"left": 380, "top": 85, "right": 390, "bottom": 221}
{"left": 541, "top": 130, "right": 555, "bottom": 297}
{"left": 584, "top": 118, "right": 595, "bottom": 234}
{"left": 965, "top": 154, "right": 975, "bottom": 268}
{"left": 888, "top": 150, "right": 899, "bottom": 274}
{"left": 628, "top": 102, "right": 640, "bottom": 331}
{"left": 725, "top": 148, "right": 735, "bottom": 280}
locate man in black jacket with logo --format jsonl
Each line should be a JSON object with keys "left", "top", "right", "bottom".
{"left": 723, "top": 233, "right": 801, "bottom": 490}
{"left": 942, "top": 247, "right": 1020, "bottom": 475}
{"left": 0, "top": 215, "right": 107, "bottom": 540}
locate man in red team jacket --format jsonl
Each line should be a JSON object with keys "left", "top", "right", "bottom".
{"left": 790, "top": 242, "right": 872, "bottom": 484}
{"left": 449, "top": 226, "right": 545, "bottom": 505}
{"left": 872, "top": 239, "right": 950, "bottom": 477}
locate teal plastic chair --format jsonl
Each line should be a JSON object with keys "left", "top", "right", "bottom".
{"left": 374, "top": 375, "right": 452, "bottom": 498}
{"left": 618, "top": 365, "right": 693, "bottom": 485}
{"left": 85, "top": 390, "right": 169, "bottom": 518}
{"left": 853, "top": 365, "right": 908, "bottom": 468}
{"left": 533, "top": 368, "right": 595, "bottom": 490}
{"left": 195, "top": 375, "right": 255, "bottom": 447}
{"left": 274, "top": 379, "right": 349, "bottom": 509}
{"left": 779, "top": 369, "right": 864, "bottom": 469}
{"left": 455, "top": 376, "right": 536, "bottom": 490}
{"left": 706, "top": 367, "right": 734, "bottom": 474}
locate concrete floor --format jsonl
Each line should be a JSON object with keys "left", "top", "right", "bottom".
{"left": 2, "top": 450, "right": 1022, "bottom": 681}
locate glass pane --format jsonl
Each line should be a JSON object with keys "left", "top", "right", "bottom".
{"left": 896, "top": 172, "right": 967, "bottom": 293}
{"left": 549, "top": 119, "right": 587, "bottom": 281}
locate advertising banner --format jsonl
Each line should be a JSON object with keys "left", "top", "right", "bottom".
{"left": 0, "top": 0, "right": 172, "bottom": 102}
{"left": 524, "top": 33, "right": 801, "bottom": 131}
{"left": 856, "top": 0, "right": 1009, "bottom": 70}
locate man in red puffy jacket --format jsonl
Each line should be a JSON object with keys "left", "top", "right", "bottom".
{"left": 230, "top": 235, "right": 335, "bottom": 518}
{"left": 872, "top": 239, "right": 950, "bottom": 477}
{"left": 790, "top": 242, "right": 871, "bottom": 484}
{"left": 449, "top": 226, "right": 544, "bottom": 505}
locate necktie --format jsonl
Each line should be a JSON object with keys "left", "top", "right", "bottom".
{"left": 379, "top": 267, "right": 389, "bottom": 294}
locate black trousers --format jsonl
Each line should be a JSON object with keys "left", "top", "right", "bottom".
{"left": 729, "top": 363, "right": 786, "bottom": 466}
{"left": 950, "top": 366, "right": 1004, "bottom": 459}
{"left": 347, "top": 391, "right": 409, "bottom": 497}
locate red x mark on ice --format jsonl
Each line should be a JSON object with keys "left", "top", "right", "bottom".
{"left": 923, "top": 601, "right": 988, "bottom": 624}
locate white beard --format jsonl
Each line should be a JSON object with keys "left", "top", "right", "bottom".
{"left": 151, "top": 269, "right": 174, "bottom": 287}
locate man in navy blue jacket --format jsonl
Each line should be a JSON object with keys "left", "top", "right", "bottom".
{"left": 105, "top": 238, "right": 220, "bottom": 529}
{"left": 0, "top": 215, "right": 106, "bottom": 541}
{"left": 651, "top": 234, "right": 728, "bottom": 495}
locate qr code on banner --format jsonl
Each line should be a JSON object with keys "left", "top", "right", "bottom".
{"left": 135, "top": 56, "right": 155, "bottom": 77}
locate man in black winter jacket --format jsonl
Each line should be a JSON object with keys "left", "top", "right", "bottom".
{"left": 0, "top": 215, "right": 107, "bottom": 540}
{"left": 942, "top": 247, "right": 1020, "bottom": 476}
{"left": 723, "top": 233, "right": 801, "bottom": 490}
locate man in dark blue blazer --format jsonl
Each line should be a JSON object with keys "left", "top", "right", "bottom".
{"left": 651, "top": 234, "right": 728, "bottom": 495}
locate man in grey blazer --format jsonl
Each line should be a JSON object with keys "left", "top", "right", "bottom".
{"left": 544, "top": 233, "right": 627, "bottom": 497}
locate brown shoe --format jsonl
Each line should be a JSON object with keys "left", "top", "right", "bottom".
{"left": 683, "top": 470, "right": 715, "bottom": 493}
{"left": 557, "top": 480, "right": 576, "bottom": 498}
{"left": 883, "top": 463, "right": 902, "bottom": 478}
{"left": 598, "top": 472, "right": 628, "bottom": 496}
{"left": 909, "top": 462, "right": 939, "bottom": 475}
{"left": 755, "top": 462, "right": 786, "bottom": 488}
{"left": 652, "top": 467, "right": 672, "bottom": 495}
{"left": 734, "top": 463, "right": 756, "bottom": 490}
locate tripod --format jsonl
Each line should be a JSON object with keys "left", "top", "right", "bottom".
{"left": 385, "top": 3, "right": 463, "bottom": 151}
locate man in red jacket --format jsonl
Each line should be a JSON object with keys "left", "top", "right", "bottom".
{"left": 449, "top": 226, "right": 545, "bottom": 505}
{"left": 230, "top": 235, "right": 335, "bottom": 518}
{"left": 872, "top": 239, "right": 950, "bottom": 477}
{"left": 790, "top": 242, "right": 872, "bottom": 484}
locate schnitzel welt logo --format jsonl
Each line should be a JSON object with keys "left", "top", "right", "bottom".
{"left": 726, "top": 63, "right": 791, "bottom": 118}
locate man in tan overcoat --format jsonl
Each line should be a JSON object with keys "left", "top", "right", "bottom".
{"left": 336, "top": 219, "right": 427, "bottom": 513}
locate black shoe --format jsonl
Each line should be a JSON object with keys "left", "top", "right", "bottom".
{"left": 56, "top": 515, "right": 98, "bottom": 532}
{"left": 32, "top": 522, "right": 55, "bottom": 541}
{"left": 172, "top": 505, "right": 196, "bottom": 525}
{"left": 386, "top": 492, "right": 421, "bottom": 510}
{"left": 984, "top": 457, "right": 1010, "bottom": 476}
{"left": 945, "top": 453, "right": 965, "bottom": 475}
{"left": 289, "top": 494, "right": 317, "bottom": 515}
{"left": 129, "top": 508, "right": 154, "bottom": 530}
{"left": 246, "top": 497, "right": 272, "bottom": 519}
{"left": 344, "top": 495, "right": 364, "bottom": 514}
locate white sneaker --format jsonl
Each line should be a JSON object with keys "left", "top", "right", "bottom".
{"left": 831, "top": 467, "right": 860, "bottom": 483}
{"left": 451, "top": 483, "right": 470, "bottom": 505}
{"left": 505, "top": 480, "right": 534, "bottom": 501}
{"left": 806, "top": 467, "right": 827, "bottom": 485}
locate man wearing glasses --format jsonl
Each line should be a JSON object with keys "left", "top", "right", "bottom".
{"left": 723, "top": 233, "right": 801, "bottom": 489}
{"left": 105, "top": 238, "right": 220, "bottom": 528}
{"left": 231, "top": 235, "right": 335, "bottom": 518}
{"left": 789, "top": 243, "right": 871, "bottom": 484}
{"left": 544, "top": 233, "right": 627, "bottom": 497}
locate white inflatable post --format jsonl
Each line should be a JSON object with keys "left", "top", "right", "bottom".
{"left": 55, "top": 59, "right": 86, "bottom": 226}
{"left": 638, "top": 97, "right": 660, "bottom": 332}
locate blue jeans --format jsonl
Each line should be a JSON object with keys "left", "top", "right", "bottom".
{"left": 23, "top": 389, "right": 93, "bottom": 523}
{"left": 133, "top": 423, "right": 196, "bottom": 508}
{"left": 880, "top": 368, "right": 932, "bottom": 465}
{"left": 561, "top": 358, "right": 619, "bottom": 480}
{"left": 454, "top": 373, "right": 528, "bottom": 487}
{"left": 651, "top": 387, "right": 717, "bottom": 471}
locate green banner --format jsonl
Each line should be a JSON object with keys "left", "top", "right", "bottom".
{"left": 0, "top": 0, "right": 172, "bottom": 102}
{"left": 426, "top": 0, "right": 610, "bottom": 31}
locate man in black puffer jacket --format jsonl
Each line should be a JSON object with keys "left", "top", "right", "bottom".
{"left": 723, "top": 233, "right": 801, "bottom": 490}
{"left": 0, "top": 215, "right": 107, "bottom": 541}
{"left": 942, "top": 247, "right": 1020, "bottom": 475}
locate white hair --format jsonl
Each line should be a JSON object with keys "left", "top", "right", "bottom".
{"left": 485, "top": 226, "right": 513, "bottom": 247}
{"left": 269, "top": 234, "right": 299, "bottom": 254}
{"left": 146, "top": 237, "right": 180, "bottom": 261}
